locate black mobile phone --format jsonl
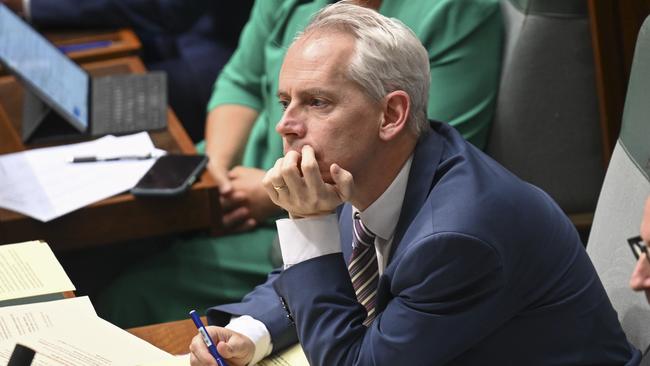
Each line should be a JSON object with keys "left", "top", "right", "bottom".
{"left": 131, "top": 154, "right": 208, "bottom": 197}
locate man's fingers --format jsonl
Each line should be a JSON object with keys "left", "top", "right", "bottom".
{"left": 263, "top": 158, "right": 286, "bottom": 203}
{"left": 189, "top": 334, "right": 217, "bottom": 366}
{"left": 281, "top": 150, "right": 304, "bottom": 192}
{"left": 330, "top": 163, "right": 354, "bottom": 200}
{"left": 217, "top": 333, "right": 255, "bottom": 365}
{"left": 263, "top": 150, "right": 354, "bottom": 217}
{"left": 216, "top": 342, "right": 233, "bottom": 358}
{"left": 301, "top": 145, "right": 324, "bottom": 189}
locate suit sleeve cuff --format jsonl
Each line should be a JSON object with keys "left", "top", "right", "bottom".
{"left": 226, "top": 315, "right": 273, "bottom": 365}
{"left": 276, "top": 214, "right": 341, "bottom": 268}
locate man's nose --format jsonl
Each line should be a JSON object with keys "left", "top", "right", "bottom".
{"left": 276, "top": 106, "right": 306, "bottom": 138}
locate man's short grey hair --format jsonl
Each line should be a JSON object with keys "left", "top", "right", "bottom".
{"left": 299, "top": 1, "right": 431, "bottom": 136}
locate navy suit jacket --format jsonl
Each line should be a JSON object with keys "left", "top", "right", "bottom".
{"left": 28, "top": 0, "right": 253, "bottom": 141}
{"left": 209, "top": 122, "right": 640, "bottom": 365}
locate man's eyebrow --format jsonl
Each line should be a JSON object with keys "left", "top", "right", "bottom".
{"left": 304, "top": 88, "right": 334, "bottom": 96}
{"left": 276, "top": 88, "right": 335, "bottom": 99}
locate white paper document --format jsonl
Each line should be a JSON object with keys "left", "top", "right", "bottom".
{"left": 138, "top": 354, "right": 190, "bottom": 366}
{"left": 0, "top": 296, "right": 95, "bottom": 343}
{"left": 258, "top": 344, "right": 309, "bottom": 366}
{"left": 0, "top": 132, "right": 163, "bottom": 222}
{"left": 0, "top": 240, "right": 75, "bottom": 302}
{"left": 0, "top": 297, "right": 174, "bottom": 365}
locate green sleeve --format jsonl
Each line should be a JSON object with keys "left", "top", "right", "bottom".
{"left": 206, "top": 0, "right": 283, "bottom": 112}
{"left": 418, "top": 0, "right": 503, "bottom": 149}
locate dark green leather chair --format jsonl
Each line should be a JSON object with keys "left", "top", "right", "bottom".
{"left": 487, "top": 0, "right": 604, "bottom": 232}
{"left": 587, "top": 15, "right": 650, "bottom": 357}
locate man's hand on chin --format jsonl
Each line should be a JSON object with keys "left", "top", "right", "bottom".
{"left": 263, "top": 145, "right": 354, "bottom": 219}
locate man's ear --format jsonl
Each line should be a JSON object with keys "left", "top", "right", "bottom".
{"left": 379, "top": 90, "right": 410, "bottom": 141}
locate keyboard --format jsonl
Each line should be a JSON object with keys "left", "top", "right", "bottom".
{"left": 91, "top": 72, "right": 167, "bottom": 136}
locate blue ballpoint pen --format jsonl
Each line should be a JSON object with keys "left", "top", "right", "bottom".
{"left": 189, "top": 310, "right": 228, "bottom": 366}
{"left": 57, "top": 40, "right": 112, "bottom": 53}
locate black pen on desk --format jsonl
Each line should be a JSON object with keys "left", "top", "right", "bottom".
{"left": 67, "top": 153, "right": 155, "bottom": 163}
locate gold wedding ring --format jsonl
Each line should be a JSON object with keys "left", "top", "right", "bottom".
{"left": 273, "top": 185, "right": 287, "bottom": 191}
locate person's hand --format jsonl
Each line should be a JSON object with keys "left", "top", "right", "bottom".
{"left": 207, "top": 162, "right": 245, "bottom": 232}
{"left": 207, "top": 162, "right": 233, "bottom": 195}
{"left": 262, "top": 145, "right": 354, "bottom": 218}
{"left": 220, "top": 166, "right": 284, "bottom": 232}
{"left": 189, "top": 326, "right": 255, "bottom": 366}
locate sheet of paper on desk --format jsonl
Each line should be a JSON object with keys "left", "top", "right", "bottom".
{"left": 0, "top": 297, "right": 174, "bottom": 365}
{"left": 0, "top": 296, "right": 95, "bottom": 343}
{"left": 0, "top": 240, "right": 75, "bottom": 303}
{"left": 0, "top": 132, "right": 164, "bottom": 222}
{"left": 136, "top": 343, "right": 309, "bottom": 366}
{"left": 258, "top": 343, "right": 309, "bottom": 366}
{"left": 137, "top": 345, "right": 310, "bottom": 366}
{"left": 138, "top": 353, "right": 190, "bottom": 366}
{"left": 0, "top": 318, "right": 174, "bottom": 366}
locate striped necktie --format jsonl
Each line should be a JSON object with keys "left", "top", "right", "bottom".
{"left": 348, "top": 211, "right": 379, "bottom": 326}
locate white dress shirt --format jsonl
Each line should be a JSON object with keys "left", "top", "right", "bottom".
{"left": 228, "top": 157, "right": 413, "bottom": 365}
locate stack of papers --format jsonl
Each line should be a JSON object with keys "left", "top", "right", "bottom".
{"left": 0, "top": 132, "right": 163, "bottom": 222}
{"left": 0, "top": 297, "right": 175, "bottom": 365}
{"left": 0, "top": 240, "right": 174, "bottom": 365}
{"left": 136, "top": 343, "right": 310, "bottom": 366}
{"left": 0, "top": 240, "right": 75, "bottom": 306}
{"left": 0, "top": 240, "right": 310, "bottom": 366}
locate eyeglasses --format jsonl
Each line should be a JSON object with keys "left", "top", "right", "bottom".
{"left": 627, "top": 236, "right": 650, "bottom": 263}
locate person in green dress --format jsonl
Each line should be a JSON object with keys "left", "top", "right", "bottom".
{"left": 96, "top": 0, "right": 503, "bottom": 328}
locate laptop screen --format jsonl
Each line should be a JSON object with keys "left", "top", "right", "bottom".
{"left": 0, "top": 5, "right": 89, "bottom": 131}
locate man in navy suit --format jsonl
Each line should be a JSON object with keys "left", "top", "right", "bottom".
{"left": 189, "top": 3, "right": 640, "bottom": 365}
{"left": 1, "top": 0, "right": 252, "bottom": 142}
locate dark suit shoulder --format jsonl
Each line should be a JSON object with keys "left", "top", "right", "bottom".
{"left": 406, "top": 123, "right": 588, "bottom": 307}
{"left": 389, "top": 231, "right": 506, "bottom": 309}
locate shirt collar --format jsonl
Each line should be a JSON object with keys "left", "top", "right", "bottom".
{"left": 354, "top": 156, "right": 413, "bottom": 241}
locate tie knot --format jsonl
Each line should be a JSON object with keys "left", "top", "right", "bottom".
{"left": 353, "top": 211, "right": 376, "bottom": 248}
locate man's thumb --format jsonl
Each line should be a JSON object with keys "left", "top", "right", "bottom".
{"left": 330, "top": 163, "right": 354, "bottom": 201}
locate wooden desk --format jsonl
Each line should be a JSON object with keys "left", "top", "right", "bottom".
{"left": 127, "top": 317, "right": 203, "bottom": 355}
{"left": 46, "top": 28, "right": 141, "bottom": 64}
{"left": 0, "top": 28, "right": 141, "bottom": 78}
{"left": 0, "top": 56, "right": 221, "bottom": 250}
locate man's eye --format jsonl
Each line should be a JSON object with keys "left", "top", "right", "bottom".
{"left": 279, "top": 100, "right": 289, "bottom": 110}
{"left": 310, "top": 99, "right": 327, "bottom": 108}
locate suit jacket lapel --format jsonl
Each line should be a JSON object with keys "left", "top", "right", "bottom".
{"left": 339, "top": 125, "right": 444, "bottom": 263}
{"left": 388, "top": 128, "right": 443, "bottom": 262}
